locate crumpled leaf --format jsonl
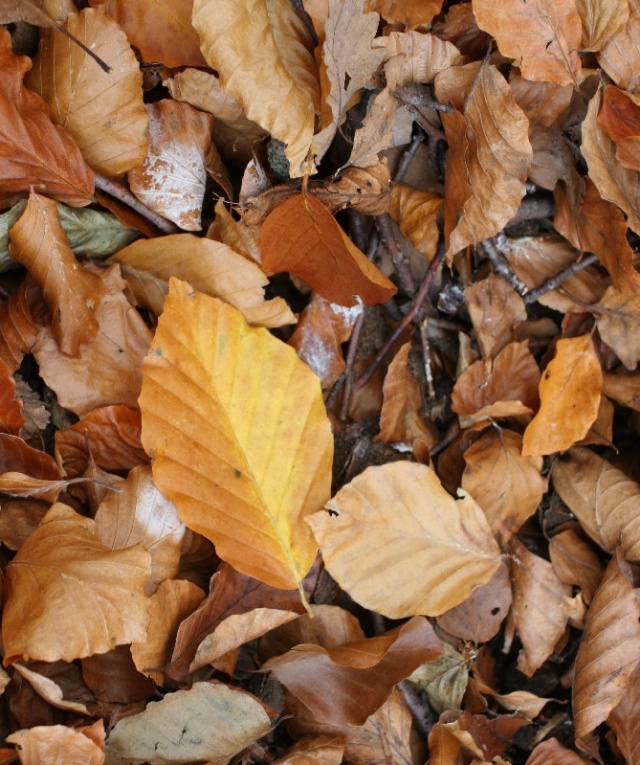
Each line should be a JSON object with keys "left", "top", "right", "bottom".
{"left": 140, "top": 279, "right": 333, "bottom": 592}
{"left": 573, "top": 550, "right": 640, "bottom": 749}
{"left": 308, "top": 461, "right": 503, "bottom": 618}
{"left": 595, "top": 287, "right": 640, "bottom": 369}
{"left": 104, "top": 682, "right": 273, "bottom": 765}
{"left": 2, "top": 503, "right": 150, "bottom": 664}
{"left": 192, "top": 0, "right": 319, "bottom": 177}
{"left": 0, "top": 27, "right": 94, "bottom": 205}
{"left": 373, "top": 30, "right": 465, "bottom": 88}
{"left": 263, "top": 616, "right": 443, "bottom": 725}
{"left": 472, "top": 0, "right": 582, "bottom": 86}
{"left": 7, "top": 723, "right": 104, "bottom": 765}
{"left": 259, "top": 194, "right": 396, "bottom": 307}
{"left": 9, "top": 191, "right": 103, "bottom": 356}
{"left": 408, "top": 642, "right": 468, "bottom": 714}
{"left": 522, "top": 335, "right": 602, "bottom": 457}
{"left": 26, "top": 6, "right": 148, "bottom": 178}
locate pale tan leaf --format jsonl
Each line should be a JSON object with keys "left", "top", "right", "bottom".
{"left": 376, "top": 342, "right": 422, "bottom": 444}
{"left": 192, "top": 0, "right": 319, "bottom": 177}
{"left": 408, "top": 642, "right": 468, "bottom": 714}
{"left": 104, "top": 682, "right": 273, "bottom": 765}
{"left": 522, "top": 335, "right": 602, "bottom": 457}
{"left": 2, "top": 503, "right": 150, "bottom": 663}
{"left": 8, "top": 192, "right": 102, "bottom": 356}
{"left": 577, "top": 0, "right": 629, "bottom": 50}
{"left": 7, "top": 725, "right": 104, "bottom": 765}
{"left": 26, "top": 6, "right": 148, "bottom": 177}
{"left": 465, "top": 275, "right": 527, "bottom": 361}
{"left": 441, "top": 62, "right": 532, "bottom": 260}
{"left": 573, "top": 550, "right": 640, "bottom": 745}
{"left": 389, "top": 184, "right": 442, "bottom": 261}
{"left": 208, "top": 198, "right": 261, "bottom": 265}
{"left": 596, "top": 287, "right": 640, "bottom": 369}
{"left": 462, "top": 428, "right": 547, "bottom": 546}
{"left": 508, "top": 538, "right": 571, "bottom": 677}
{"left": 603, "top": 370, "right": 640, "bottom": 411}
{"left": 110, "top": 233, "right": 295, "bottom": 329}
{"left": 128, "top": 100, "right": 212, "bottom": 231}
{"left": 472, "top": 0, "right": 582, "bottom": 86}
{"left": 308, "top": 462, "right": 502, "bottom": 618}
{"left": 348, "top": 87, "right": 413, "bottom": 169}
{"left": 607, "top": 663, "right": 640, "bottom": 765}
{"left": 549, "top": 529, "right": 604, "bottom": 605}
{"left": 598, "top": 0, "right": 640, "bottom": 92}
{"left": 552, "top": 447, "right": 640, "bottom": 559}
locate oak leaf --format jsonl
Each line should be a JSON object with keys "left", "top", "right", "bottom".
{"left": 192, "top": 0, "right": 319, "bottom": 177}
{"left": 308, "top": 461, "right": 503, "bottom": 618}
{"left": 140, "top": 279, "right": 333, "bottom": 592}
{"left": 522, "top": 335, "right": 602, "bottom": 456}
{"left": 2, "top": 503, "right": 150, "bottom": 663}
{"left": 259, "top": 194, "right": 396, "bottom": 307}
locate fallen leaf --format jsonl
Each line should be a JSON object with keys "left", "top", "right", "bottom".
{"left": 376, "top": 342, "right": 422, "bottom": 444}
{"left": 273, "top": 735, "right": 345, "bottom": 765}
{"left": 0, "top": 434, "right": 59, "bottom": 479}
{"left": 2, "top": 503, "right": 150, "bottom": 663}
{"left": 549, "top": 529, "right": 604, "bottom": 605}
{"left": 525, "top": 737, "right": 589, "bottom": 765}
{"left": 465, "top": 275, "right": 527, "bottom": 361}
{"left": 509, "top": 70, "right": 574, "bottom": 129}
{"left": 0, "top": 357, "right": 24, "bottom": 434}
{"left": 595, "top": 287, "right": 640, "bottom": 369}
{"left": 192, "top": 0, "right": 319, "bottom": 177}
{"left": 7, "top": 724, "right": 104, "bottom": 765}
{"left": 0, "top": 498, "right": 49, "bottom": 549}
{"left": 374, "top": 30, "right": 465, "bottom": 88}
{"left": 263, "top": 616, "right": 443, "bottom": 725}
{"left": 308, "top": 461, "right": 503, "bottom": 618}
{"left": 472, "top": 0, "right": 582, "bottom": 86}
{"left": 576, "top": 0, "right": 629, "bottom": 50}
{"left": 12, "top": 661, "right": 94, "bottom": 715}
{"left": 522, "top": 335, "right": 602, "bottom": 457}
{"left": 104, "top": 682, "right": 273, "bottom": 765}
{"left": 598, "top": 85, "right": 640, "bottom": 171}
{"left": 607, "top": 663, "right": 640, "bottom": 765}
{"left": 0, "top": 27, "right": 94, "bottom": 206}
{"left": 369, "top": 0, "right": 444, "bottom": 28}
{"left": 389, "top": 184, "right": 442, "bottom": 261}
{"left": 598, "top": 0, "right": 640, "bottom": 92}
{"left": 408, "top": 642, "right": 468, "bottom": 714}
{"left": 259, "top": 194, "right": 396, "bottom": 307}
{"left": 27, "top": 6, "right": 148, "bottom": 177}
{"left": 81, "top": 645, "right": 153, "bottom": 704}
{"left": 573, "top": 549, "right": 640, "bottom": 748}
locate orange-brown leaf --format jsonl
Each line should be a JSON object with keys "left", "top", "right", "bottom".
{"left": 576, "top": 0, "right": 629, "bottom": 50}
{"left": 389, "top": 184, "right": 442, "bottom": 261}
{"left": 6, "top": 724, "right": 104, "bottom": 765}
{"left": 376, "top": 342, "right": 422, "bottom": 443}
{"left": 259, "top": 194, "right": 396, "bottom": 307}
{"left": 598, "top": 0, "right": 640, "bottom": 92}
{"left": 549, "top": 529, "right": 604, "bottom": 605}
{"left": 0, "top": 276, "right": 46, "bottom": 373}
{"left": 0, "top": 357, "right": 24, "bottom": 434}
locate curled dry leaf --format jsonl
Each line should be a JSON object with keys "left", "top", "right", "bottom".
{"left": 0, "top": 434, "right": 59, "bottom": 479}
{"left": 140, "top": 279, "right": 333, "bottom": 592}
{"left": 462, "top": 428, "right": 547, "bottom": 546}
{"left": 0, "top": 276, "right": 46, "bottom": 373}
{"left": 128, "top": 100, "right": 212, "bottom": 231}
{"left": 376, "top": 342, "right": 422, "bottom": 444}
{"left": 598, "top": 0, "right": 640, "bottom": 92}
{"left": 442, "top": 62, "right": 531, "bottom": 261}
{"left": 573, "top": 550, "right": 640, "bottom": 747}
{"left": 596, "top": 287, "right": 640, "bottom": 369}
{"left": 259, "top": 194, "right": 396, "bottom": 307}
{"left": 525, "top": 737, "right": 589, "bottom": 765}
{"left": 2, "top": 503, "right": 150, "bottom": 664}
{"left": 105, "top": 682, "right": 273, "bottom": 765}
{"left": 192, "top": 0, "right": 319, "bottom": 177}
{"left": 522, "top": 335, "right": 602, "bottom": 457}
{"left": 208, "top": 198, "right": 261, "bottom": 264}
{"left": 507, "top": 538, "right": 571, "bottom": 677}
{"left": 549, "top": 529, "right": 604, "bottom": 605}
{"left": 0, "top": 357, "right": 24, "bottom": 434}
{"left": 472, "top": 0, "right": 581, "bottom": 86}
{"left": 323, "top": 163, "right": 392, "bottom": 216}
{"left": 374, "top": 30, "right": 465, "bottom": 89}
{"left": 12, "top": 662, "right": 92, "bottom": 715}
{"left": 9, "top": 192, "right": 103, "bottom": 356}
{"left": 408, "top": 642, "right": 468, "bottom": 714}
{"left": 0, "top": 27, "right": 94, "bottom": 206}
{"left": 263, "top": 616, "right": 443, "bottom": 726}
{"left": 576, "top": 0, "right": 629, "bottom": 50}
{"left": 308, "top": 461, "right": 503, "bottom": 618}
{"left": 552, "top": 447, "right": 640, "bottom": 560}
{"left": 27, "top": 6, "right": 148, "bottom": 178}
{"left": 607, "top": 663, "right": 640, "bottom": 765}
{"left": 598, "top": 85, "right": 640, "bottom": 172}
{"left": 388, "top": 184, "right": 442, "bottom": 261}
{"left": 7, "top": 724, "right": 104, "bottom": 765}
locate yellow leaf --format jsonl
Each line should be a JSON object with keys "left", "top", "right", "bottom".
{"left": 192, "top": 0, "right": 319, "bottom": 177}
{"left": 140, "top": 278, "right": 333, "bottom": 593}
{"left": 389, "top": 184, "right": 442, "bottom": 261}
{"left": 307, "top": 462, "right": 502, "bottom": 618}
{"left": 522, "top": 335, "right": 602, "bottom": 457}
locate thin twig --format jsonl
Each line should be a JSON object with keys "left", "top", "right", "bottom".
{"left": 393, "top": 90, "right": 447, "bottom": 143}
{"left": 393, "top": 84, "right": 454, "bottom": 113}
{"left": 419, "top": 319, "right": 436, "bottom": 400}
{"left": 394, "top": 133, "right": 424, "bottom": 183}
{"left": 429, "top": 421, "right": 461, "bottom": 459}
{"left": 480, "top": 238, "right": 529, "bottom": 297}
{"left": 94, "top": 172, "right": 180, "bottom": 234}
{"left": 523, "top": 253, "right": 599, "bottom": 305}
{"left": 376, "top": 213, "right": 416, "bottom": 295}
{"left": 356, "top": 243, "right": 446, "bottom": 388}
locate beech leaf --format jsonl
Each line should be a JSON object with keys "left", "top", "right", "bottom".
{"left": 307, "top": 461, "right": 503, "bottom": 618}
{"left": 140, "top": 278, "right": 333, "bottom": 593}
{"left": 576, "top": 0, "right": 630, "bottom": 51}
{"left": 596, "top": 287, "right": 640, "bottom": 369}
{"left": 7, "top": 724, "right": 104, "bottom": 765}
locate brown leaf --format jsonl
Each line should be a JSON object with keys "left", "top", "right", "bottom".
{"left": 388, "top": 184, "right": 442, "bottom": 261}
{"left": 509, "top": 70, "right": 574, "bottom": 129}
{"left": 465, "top": 275, "right": 527, "bottom": 361}
{"left": 596, "top": 287, "right": 640, "bottom": 369}
{"left": 0, "top": 434, "right": 59, "bottom": 479}
{"left": 32, "top": 264, "right": 152, "bottom": 417}
{"left": 472, "top": 0, "right": 582, "bottom": 86}
{"left": 525, "top": 737, "right": 589, "bottom": 765}
{"left": 462, "top": 428, "right": 547, "bottom": 546}
{"left": 9, "top": 192, "right": 102, "bottom": 356}
{"left": 82, "top": 645, "right": 153, "bottom": 704}
{"left": 598, "top": 85, "right": 640, "bottom": 171}
{"left": 193, "top": 0, "right": 319, "bottom": 177}
{"left": 308, "top": 462, "right": 503, "bottom": 618}
{"left": 273, "top": 735, "right": 345, "bottom": 765}
{"left": 374, "top": 30, "right": 465, "bottom": 89}
{"left": 0, "top": 358, "right": 24, "bottom": 434}
{"left": 598, "top": 0, "right": 640, "bottom": 92}
{"left": 0, "top": 27, "right": 94, "bottom": 206}
{"left": 369, "top": 0, "right": 444, "bottom": 28}
{"left": 259, "top": 194, "right": 396, "bottom": 307}
{"left": 522, "top": 335, "right": 602, "bottom": 457}
{"left": 2, "top": 503, "right": 150, "bottom": 663}
{"left": 603, "top": 369, "right": 640, "bottom": 411}
{"left": 27, "top": 6, "right": 148, "bottom": 178}
{"left": 0, "top": 498, "right": 48, "bottom": 549}
{"left": 508, "top": 538, "right": 571, "bottom": 677}
{"left": 0, "top": 276, "right": 46, "bottom": 373}
{"left": 263, "top": 616, "right": 442, "bottom": 725}
{"left": 376, "top": 342, "right": 422, "bottom": 443}
{"left": 7, "top": 724, "right": 104, "bottom": 765}
{"left": 441, "top": 62, "right": 532, "bottom": 260}
{"left": 207, "top": 198, "right": 261, "bottom": 263}
{"left": 552, "top": 447, "right": 640, "bottom": 559}
{"left": 88, "top": 0, "right": 206, "bottom": 68}
{"left": 549, "top": 529, "right": 604, "bottom": 605}
{"left": 576, "top": 0, "right": 629, "bottom": 50}
{"left": 607, "top": 663, "right": 640, "bottom": 765}
{"left": 12, "top": 660, "right": 94, "bottom": 715}
{"left": 573, "top": 550, "right": 640, "bottom": 746}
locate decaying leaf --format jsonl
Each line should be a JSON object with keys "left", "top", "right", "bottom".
{"left": 389, "top": 184, "right": 442, "bottom": 261}
{"left": 7, "top": 723, "right": 104, "bottom": 765}
{"left": 598, "top": 0, "right": 640, "bottom": 92}
{"left": 549, "top": 528, "right": 604, "bottom": 605}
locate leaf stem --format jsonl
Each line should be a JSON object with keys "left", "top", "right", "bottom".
{"left": 94, "top": 172, "right": 180, "bottom": 234}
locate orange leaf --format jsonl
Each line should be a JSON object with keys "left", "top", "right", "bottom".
{"left": 369, "top": 0, "right": 444, "bottom": 28}
{"left": 0, "top": 276, "right": 46, "bottom": 373}
{"left": 7, "top": 725, "right": 104, "bottom": 765}
{"left": 140, "top": 279, "right": 333, "bottom": 593}
{"left": 308, "top": 461, "right": 503, "bottom": 618}
{"left": 598, "top": 0, "right": 640, "bottom": 92}
{"left": 376, "top": 341, "right": 422, "bottom": 443}
{"left": 0, "top": 27, "right": 94, "bottom": 206}
{"left": 259, "top": 194, "right": 396, "bottom": 307}
{"left": 0, "top": 434, "right": 59, "bottom": 480}
{"left": 388, "top": 184, "right": 442, "bottom": 261}
{"left": 522, "top": 335, "right": 602, "bottom": 456}
{"left": 2, "top": 503, "right": 150, "bottom": 663}
{"left": 0, "top": 357, "right": 24, "bottom": 434}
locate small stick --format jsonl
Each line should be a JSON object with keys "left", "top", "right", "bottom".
{"left": 523, "top": 253, "right": 599, "bottom": 305}
{"left": 419, "top": 319, "right": 436, "bottom": 400}
{"left": 393, "top": 84, "right": 454, "bottom": 113}
{"left": 480, "top": 238, "right": 529, "bottom": 297}
{"left": 376, "top": 213, "right": 416, "bottom": 295}
{"left": 94, "top": 171, "right": 180, "bottom": 234}
{"left": 402, "top": 102, "right": 447, "bottom": 143}
{"left": 394, "top": 133, "right": 424, "bottom": 183}
{"left": 356, "top": 243, "right": 446, "bottom": 388}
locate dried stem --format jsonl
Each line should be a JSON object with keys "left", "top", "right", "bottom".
{"left": 419, "top": 319, "right": 436, "bottom": 400}
{"left": 523, "top": 253, "right": 599, "bottom": 305}
{"left": 376, "top": 213, "right": 416, "bottom": 295}
{"left": 356, "top": 243, "right": 446, "bottom": 388}
{"left": 394, "top": 89, "right": 447, "bottom": 143}
{"left": 393, "top": 84, "right": 454, "bottom": 113}
{"left": 480, "top": 238, "right": 529, "bottom": 297}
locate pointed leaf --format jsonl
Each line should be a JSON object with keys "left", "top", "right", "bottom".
{"left": 576, "top": 0, "right": 629, "bottom": 51}
{"left": 140, "top": 279, "right": 333, "bottom": 591}
{"left": 598, "top": 0, "right": 640, "bottom": 92}
{"left": 596, "top": 287, "right": 640, "bottom": 369}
